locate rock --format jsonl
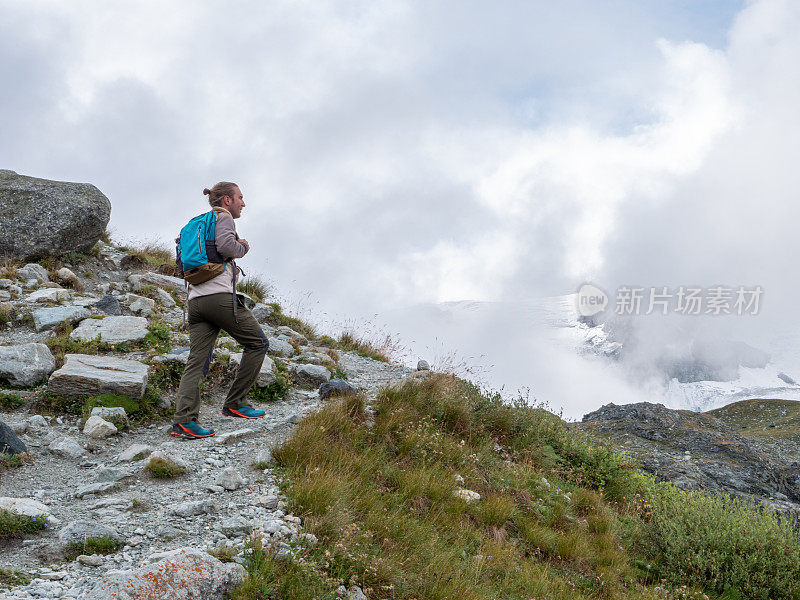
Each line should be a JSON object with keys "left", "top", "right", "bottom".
{"left": 0, "top": 343, "right": 56, "bottom": 386}
{"left": 31, "top": 305, "right": 90, "bottom": 331}
{"left": 77, "top": 554, "right": 104, "bottom": 567}
{"left": 75, "top": 481, "right": 120, "bottom": 498}
{"left": 254, "top": 448, "right": 273, "bottom": 466}
{"left": 454, "top": 489, "right": 481, "bottom": 503}
{"left": 257, "top": 495, "right": 279, "bottom": 509}
{"left": 86, "top": 548, "right": 244, "bottom": 600}
{"left": 48, "top": 436, "right": 87, "bottom": 459}
{"left": 0, "top": 170, "right": 111, "bottom": 260}
{"left": 154, "top": 347, "right": 191, "bottom": 364}
{"left": 27, "top": 414, "right": 49, "bottom": 432}
{"left": 417, "top": 359, "right": 430, "bottom": 371}
{"left": 129, "top": 272, "right": 185, "bottom": 295}
{"left": 156, "top": 524, "right": 182, "bottom": 540}
{"left": 83, "top": 415, "right": 118, "bottom": 439}
{"left": 346, "top": 586, "right": 368, "bottom": 600}
{"left": 319, "top": 378, "right": 357, "bottom": 400}
{"left": 94, "top": 467, "right": 131, "bottom": 483}
{"left": 48, "top": 354, "right": 149, "bottom": 399}
{"left": 25, "top": 287, "right": 73, "bottom": 303}
{"left": 93, "top": 295, "right": 121, "bottom": 316}
{"left": 155, "top": 287, "right": 176, "bottom": 307}
{"left": 221, "top": 515, "right": 252, "bottom": 535}
{"left": 58, "top": 519, "right": 121, "bottom": 544}
{"left": 171, "top": 499, "right": 214, "bottom": 517}
{"left": 90, "top": 406, "right": 127, "bottom": 420}
{"left": 0, "top": 421, "right": 27, "bottom": 454}
{"left": 251, "top": 303, "right": 274, "bottom": 322}
{"left": 0, "top": 497, "right": 56, "bottom": 523}
{"left": 230, "top": 353, "right": 276, "bottom": 387}
{"left": 69, "top": 315, "right": 149, "bottom": 344}
{"left": 216, "top": 467, "right": 246, "bottom": 491}
{"left": 214, "top": 428, "right": 255, "bottom": 445}
{"left": 16, "top": 263, "right": 49, "bottom": 283}
{"left": 118, "top": 443, "right": 153, "bottom": 462}
{"left": 57, "top": 267, "right": 79, "bottom": 285}
{"left": 126, "top": 294, "right": 156, "bottom": 317}
{"left": 267, "top": 337, "right": 294, "bottom": 357}
{"left": 292, "top": 363, "right": 331, "bottom": 389}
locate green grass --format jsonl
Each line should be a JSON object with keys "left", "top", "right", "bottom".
{"left": 121, "top": 241, "right": 176, "bottom": 274}
{"left": 708, "top": 398, "right": 800, "bottom": 441}
{"left": 336, "top": 331, "right": 391, "bottom": 363}
{"left": 0, "top": 453, "right": 24, "bottom": 470}
{"left": 237, "top": 276, "right": 271, "bottom": 303}
{"left": 0, "top": 303, "right": 14, "bottom": 325}
{"left": 0, "top": 391, "right": 24, "bottom": 410}
{"left": 145, "top": 457, "right": 186, "bottom": 479}
{"left": 0, "top": 567, "right": 31, "bottom": 589}
{"left": 249, "top": 358, "right": 292, "bottom": 403}
{"left": 144, "top": 319, "right": 172, "bottom": 353}
{"left": 232, "top": 373, "right": 800, "bottom": 600}
{"left": 34, "top": 386, "right": 170, "bottom": 425}
{"left": 0, "top": 509, "right": 48, "bottom": 540}
{"left": 64, "top": 536, "right": 122, "bottom": 561}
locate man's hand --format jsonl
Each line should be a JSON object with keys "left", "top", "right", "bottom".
{"left": 239, "top": 238, "right": 249, "bottom": 247}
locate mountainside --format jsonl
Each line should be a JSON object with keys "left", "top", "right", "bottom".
{"left": 576, "top": 399, "right": 800, "bottom": 516}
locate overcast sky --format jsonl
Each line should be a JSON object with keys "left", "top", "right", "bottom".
{"left": 3, "top": 1, "right": 799, "bottom": 411}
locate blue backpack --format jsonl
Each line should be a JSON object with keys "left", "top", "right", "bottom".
{"left": 175, "top": 208, "right": 227, "bottom": 284}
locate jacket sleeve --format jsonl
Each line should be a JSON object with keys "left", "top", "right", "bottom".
{"left": 214, "top": 213, "right": 249, "bottom": 259}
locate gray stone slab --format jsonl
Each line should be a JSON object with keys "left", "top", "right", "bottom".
{"left": 48, "top": 354, "right": 149, "bottom": 399}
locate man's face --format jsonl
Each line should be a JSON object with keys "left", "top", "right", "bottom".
{"left": 224, "top": 187, "right": 245, "bottom": 218}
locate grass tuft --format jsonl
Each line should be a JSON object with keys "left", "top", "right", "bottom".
{"left": 145, "top": 457, "right": 186, "bottom": 479}
{"left": 0, "top": 391, "right": 24, "bottom": 411}
{"left": 237, "top": 276, "right": 271, "bottom": 303}
{"left": 336, "top": 331, "right": 391, "bottom": 363}
{"left": 64, "top": 536, "right": 122, "bottom": 561}
{"left": 0, "top": 509, "right": 48, "bottom": 540}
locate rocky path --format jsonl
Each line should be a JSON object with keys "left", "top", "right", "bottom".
{"left": 0, "top": 351, "right": 411, "bottom": 600}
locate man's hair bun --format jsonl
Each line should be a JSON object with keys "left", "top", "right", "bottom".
{"left": 203, "top": 188, "right": 211, "bottom": 196}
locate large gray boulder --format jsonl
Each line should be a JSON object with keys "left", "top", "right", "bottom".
{"left": 58, "top": 519, "right": 122, "bottom": 544}
{"left": 292, "top": 363, "right": 331, "bottom": 389}
{"left": 70, "top": 315, "right": 148, "bottom": 344}
{"left": 0, "top": 170, "right": 111, "bottom": 260}
{"left": 48, "top": 354, "right": 149, "bottom": 399}
{"left": 85, "top": 548, "right": 244, "bottom": 600}
{"left": 32, "top": 305, "right": 91, "bottom": 332}
{"left": 0, "top": 421, "right": 27, "bottom": 454}
{"left": 0, "top": 343, "right": 57, "bottom": 386}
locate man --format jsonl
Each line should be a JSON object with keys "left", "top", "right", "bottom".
{"left": 171, "top": 181, "right": 268, "bottom": 439}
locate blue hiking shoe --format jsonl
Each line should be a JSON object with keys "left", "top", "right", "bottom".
{"left": 170, "top": 420, "right": 216, "bottom": 439}
{"left": 221, "top": 405, "right": 266, "bottom": 419}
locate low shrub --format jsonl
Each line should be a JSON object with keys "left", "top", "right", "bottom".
{"left": 0, "top": 567, "right": 30, "bottom": 589}
{"left": 0, "top": 453, "right": 24, "bottom": 470}
{"left": 0, "top": 392, "right": 24, "bottom": 411}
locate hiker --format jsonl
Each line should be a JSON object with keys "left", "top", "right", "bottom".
{"left": 171, "top": 181, "right": 269, "bottom": 439}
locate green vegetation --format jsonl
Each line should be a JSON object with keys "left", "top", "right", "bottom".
{"left": 64, "top": 536, "right": 122, "bottom": 561}
{"left": 0, "top": 453, "right": 24, "bottom": 470}
{"left": 208, "top": 543, "right": 240, "bottom": 563}
{"left": 148, "top": 360, "right": 185, "bottom": 393}
{"left": 233, "top": 373, "right": 800, "bottom": 600}
{"left": 34, "top": 387, "right": 170, "bottom": 425}
{"left": 708, "top": 398, "right": 800, "bottom": 441}
{"left": 0, "top": 303, "right": 14, "bottom": 325}
{"left": 237, "top": 276, "right": 271, "bottom": 303}
{"left": 144, "top": 319, "right": 172, "bottom": 353}
{"left": 122, "top": 241, "right": 176, "bottom": 274}
{"left": 250, "top": 358, "right": 292, "bottom": 403}
{"left": 336, "top": 331, "right": 391, "bottom": 362}
{"left": 145, "top": 456, "right": 186, "bottom": 479}
{"left": 0, "top": 567, "right": 31, "bottom": 589}
{"left": 0, "top": 391, "right": 24, "bottom": 411}
{"left": 0, "top": 509, "right": 47, "bottom": 540}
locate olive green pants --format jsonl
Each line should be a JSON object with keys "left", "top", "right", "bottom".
{"left": 173, "top": 293, "right": 268, "bottom": 424}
